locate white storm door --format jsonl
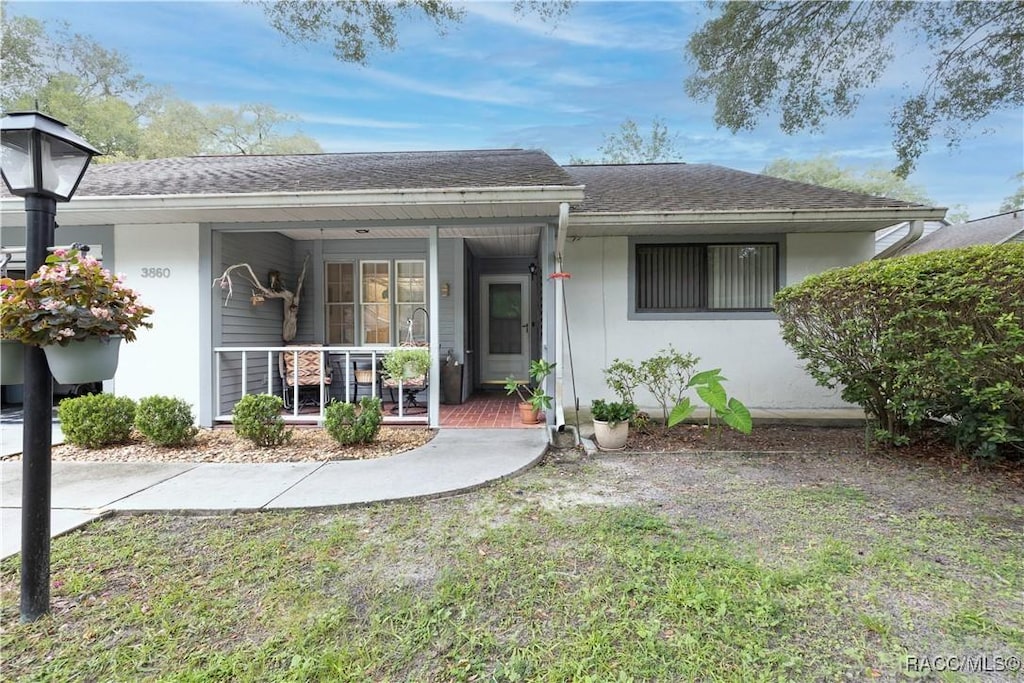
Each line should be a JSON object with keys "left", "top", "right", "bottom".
{"left": 480, "top": 275, "right": 530, "bottom": 383}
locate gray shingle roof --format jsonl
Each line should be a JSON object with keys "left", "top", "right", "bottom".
{"left": 898, "top": 211, "right": 1024, "bottom": 254}
{"left": 565, "top": 163, "right": 927, "bottom": 213}
{"left": 62, "top": 149, "right": 576, "bottom": 197}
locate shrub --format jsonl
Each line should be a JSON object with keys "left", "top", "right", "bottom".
{"left": 233, "top": 394, "right": 291, "bottom": 447}
{"left": 774, "top": 244, "right": 1024, "bottom": 456}
{"left": 58, "top": 393, "right": 136, "bottom": 448}
{"left": 325, "top": 397, "right": 383, "bottom": 445}
{"left": 135, "top": 395, "right": 198, "bottom": 447}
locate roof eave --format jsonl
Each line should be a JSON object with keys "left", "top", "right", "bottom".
{"left": 569, "top": 206, "right": 948, "bottom": 227}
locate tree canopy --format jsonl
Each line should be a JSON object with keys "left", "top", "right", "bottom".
{"left": 762, "top": 156, "right": 932, "bottom": 204}
{"left": 569, "top": 118, "right": 683, "bottom": 165}
{"left": 1000, "top": 173, "right": 1024, "bottom": 213}
{"left": 257, "top": 0, "right": 574, "bottom": 64}
{"left": 1, "top": 7, "right": 322, "bottom": 160}
{"left": 686, "top": 1, "right": 1024, "bottom": 178}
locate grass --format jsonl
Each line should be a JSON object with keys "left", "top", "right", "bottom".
{"left": 2, "top": 450, "right": 1022, "bottom": 682}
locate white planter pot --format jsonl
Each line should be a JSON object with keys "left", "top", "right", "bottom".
{"left": 593, "top": 419, "right": 629, "bottom": 451}
{"left": 1, "top": 340, "right": 24, "bottom": 385}
{"left": 43, "top": 336, "right": 122, "bottom": 384}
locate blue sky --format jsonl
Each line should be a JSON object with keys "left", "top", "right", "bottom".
{"left": 9, "top": 1, "right": 1023, "bottom": 217}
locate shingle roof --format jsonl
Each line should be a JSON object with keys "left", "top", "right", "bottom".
{"left": 57, "top": 149, "right": 577, "bottom": 198}
{"left": 564, "top": 163, "right": 927, "bottom": 213}
{"left": 898, "top": 211, "right": 1024, "bottom": 254}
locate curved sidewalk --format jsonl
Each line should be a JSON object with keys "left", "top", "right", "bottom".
{"left": 0, "top": 428, "right": 549, "bottom": 559}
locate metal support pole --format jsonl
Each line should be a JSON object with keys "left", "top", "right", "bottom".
{"left": 20, "top": 194, "right": 57, "bottom": 622}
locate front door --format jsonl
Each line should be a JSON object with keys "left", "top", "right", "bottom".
{"left": 479, "top": 275, "right": 530, "bottom": 383}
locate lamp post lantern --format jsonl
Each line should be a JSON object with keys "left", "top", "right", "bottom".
{"left": 1, "top": 111, "right": 100, "bottom": 622}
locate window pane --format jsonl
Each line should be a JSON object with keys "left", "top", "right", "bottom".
{"left": 635, "top": 245, "right": 704, "bottom": 311}
{"left": 396, "top": 261, "right": 425, "bottom": 303}
{"left": 326, "top": 263, "right": 354, "bottom": 303}
{"left": 326, "top": 304, "right": 355, "bottom": 345}
{"left": 489, "top": 284, "right": 522, "bottom": 354}
{"left": 361, "top": 262, "right": 389, "bottom": 303}
{"left": 362, "top": 303, "right": 390, "bottom": 344}
{"left": 707, "top": 245, "right": 776, "bottom": 310}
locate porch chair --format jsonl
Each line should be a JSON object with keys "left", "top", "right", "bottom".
{"left": 351, "top": 358, "right": 381, "bottom": 403}
{"left": 278, "top": 347, "right": 333, "bottom": 409}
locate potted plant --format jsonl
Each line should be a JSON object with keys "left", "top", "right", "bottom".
{"left": 0, "top": 248, "right": 153, "bottom": 384}
{"left": 591, "top": 399, "right": 636, "bottom": 450}
{"left": 381, "top": 347, "right": 430, "bottom": 383}
{"left": 504, "top": 358, "right": 556, "bottom": 424}
{"left": 0, "top": 331, "right": 24, "bottom": 385}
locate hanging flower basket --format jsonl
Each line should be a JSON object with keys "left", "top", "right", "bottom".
{"left": 1, "top": 339, "right": 24, "bottom": 385}
{"left": 43, "top": 335, "right": 122, "bottom": 384}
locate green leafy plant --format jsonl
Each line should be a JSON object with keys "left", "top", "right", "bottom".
{"left": 603, "top": 358, "right": 643, "bottom": 406}
{"left": 325, "top": 396, "right": 383, "bottom": 445}
{"left": 774, "top": 244, "right": 1024, "bottom": 455}
{"left": 668, "top": 368, "right": 752, "bottom": 434}
{"left": 382, "top": 348, "right": 430, "bottom": 381}
{"left": 591, "top": 399, "right": 637, "bottom": 428}
{"left": 504, "top": 358, "right": 556, "bottom": 412}
{"left": 58, "top": 393, "right": 136, "bottom": 448}
{"left": 232, "top": 394, "right": 292, "bottom": 447}
{"left": 638, "top": 346, "right": 699, "bottom": 423}
{"left": 134, "top": 395, "right": 198, "bottom": 447}
{"left": 0, "top": 248, "right": 153, "bottom": 346}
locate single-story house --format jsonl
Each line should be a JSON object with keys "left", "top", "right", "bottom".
{"left": 1, "top": 149, "right": 945, "bottom": 428}
{"left": 893, "top": 210, "right": 1023, "bottom": 255}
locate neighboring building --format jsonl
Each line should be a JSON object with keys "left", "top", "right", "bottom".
{"left": 894, "top": 210, "right": 1024, "bottom": 255}
{"left": 1, "top": 151, "right": 945, "bottom": 428}
{"left": 874, "top": 220, "right": 945, "bottom": 256}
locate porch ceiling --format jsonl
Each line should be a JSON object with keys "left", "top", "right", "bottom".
{"left": 274, "top": 224, "right": 542, "bottom": 258}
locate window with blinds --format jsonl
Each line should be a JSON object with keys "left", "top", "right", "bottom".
{"left": 635, "top": 243, "right": 777, "bottom": 312}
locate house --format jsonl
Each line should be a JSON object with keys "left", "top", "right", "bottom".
{"left": 1, "top": 150, "right": 945, "bottom": 429}
{"left": 892, "top": 210, "right": 1023, "bottom": 255}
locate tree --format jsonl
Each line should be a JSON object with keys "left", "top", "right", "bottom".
{"left": 686, "top": 2, "right": 1024, "bottom": 178}
{"left": 2, "top": 9, "right": 322, "bottom": 159}
{"left": 1001, "top": 172, "right": 1024, "bottom": 212}
{"left": 256, "top": 0, "right": 573, "bottom": 64}
{"left": 762, "top": 156, "right": 931, "bottom": 204}
{"left": 569, "top": 118, "right": 683, "bottom": 165}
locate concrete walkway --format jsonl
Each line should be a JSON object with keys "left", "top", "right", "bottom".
{"left": 0, "top": 428, "right": 549, "bottom": 559}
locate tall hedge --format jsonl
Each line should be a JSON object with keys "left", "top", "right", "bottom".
{"left": 774, "top": 244, "right": 1024, "bottom": 456}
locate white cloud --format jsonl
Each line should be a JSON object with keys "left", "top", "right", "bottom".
{"left": 297, "top": 114, "right": 424, "bottom": 130}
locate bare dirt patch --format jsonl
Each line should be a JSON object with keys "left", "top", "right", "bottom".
{"left": 5, "top": 426, "right": 435, "bottom": 463}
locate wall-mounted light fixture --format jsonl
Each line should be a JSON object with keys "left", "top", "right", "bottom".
{"left": 441, "top": 282, "right": 450, "bottom": 297}
{"left": 528, "top": 262, "right": 537, "bottom": 277}
{"left": 355, "top": 229, "right": 369, "bottom": 234}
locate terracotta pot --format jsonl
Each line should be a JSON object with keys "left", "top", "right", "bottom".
{"left": 593, "top": 419, "right": 629, "bottom": 450}
{"left": 518, "top": 402, "right": 540, "bottom": 424}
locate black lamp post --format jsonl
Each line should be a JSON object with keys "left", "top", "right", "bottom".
{"left": 1, "top": 111, "right": 100, "bottom": 622}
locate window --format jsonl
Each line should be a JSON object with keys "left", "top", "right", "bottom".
{"left": 325, "top": 262, "right": 355, "bottom": 345}
{"left": 325, "top": 259, "right": 426, "bottom": 345}
{"left": 635, "top": 243, "right": 777, "bottom": 312}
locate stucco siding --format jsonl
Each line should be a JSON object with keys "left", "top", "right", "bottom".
{"left": 112, "top": 223, "right": 202, "bottom": 413}
{"left": 562, "top": 234, "right": 873, "bottom": 412}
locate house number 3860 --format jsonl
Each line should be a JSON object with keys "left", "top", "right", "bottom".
{"left": 140, "top": 267, "right": 171, "bottom": 278}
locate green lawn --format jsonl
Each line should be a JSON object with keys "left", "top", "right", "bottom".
{"left": 2, "top": 450, "right": 1022, "bottom": 682}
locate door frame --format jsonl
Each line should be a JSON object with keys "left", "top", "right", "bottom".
{"left": 478, "top": 274, "right": 531, "bottom": 384}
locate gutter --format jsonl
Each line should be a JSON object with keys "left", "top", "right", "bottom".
{"left": 553, "top": 202, "right": 569, "bottom": 432}
{"left": 873, "top": 219, "right": 924, "bottom": 259}
{"left": 569, "top": 206, "right": 948, "bottom": 227}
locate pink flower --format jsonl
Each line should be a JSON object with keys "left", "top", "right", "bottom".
{"left": 53, "top": 249, "right": 68, "bottom": 257}
{"left": 42, "top": 300, "right": 64, "bottom": 311}
{"left": 90, "top": 306, "right": 112, "bottom": 320}
{"left": 58, "top": 328, "right": 75, "bottom": 339}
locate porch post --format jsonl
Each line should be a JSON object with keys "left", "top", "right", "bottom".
{"left": 428, "top": 226, "right": 440, "bottom": 428}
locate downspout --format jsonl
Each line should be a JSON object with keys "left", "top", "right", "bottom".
{"left": 874, "top": 219, "right": 924, "bottom": 260}
{"left": 553, "top": 202, "right": 569, "bottom": 431}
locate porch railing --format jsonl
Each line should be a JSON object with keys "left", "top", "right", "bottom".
{"left": 213, "top": 345, "right": 429, "bottom": 424}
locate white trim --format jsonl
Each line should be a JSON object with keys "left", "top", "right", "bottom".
{"left": 569, "top": 206, "right": 948, "bottom": 227}
{"left": 428, "top": 228, "right": 440, "bottom": 428}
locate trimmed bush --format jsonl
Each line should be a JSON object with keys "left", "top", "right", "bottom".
{"left": 58, "top": 393, "right": 136, "bottom": 448}
{"left": 774, "top": 244, "right": 1024, "bottom": 456}
{"left": 233, "top": 394, "right": 291, "bottom": 447}
{"left": 135, "top": 395, "right": 198, "bottom": 447}
{"left": 325, "top": 397, "right": 383, "bottom": 445}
